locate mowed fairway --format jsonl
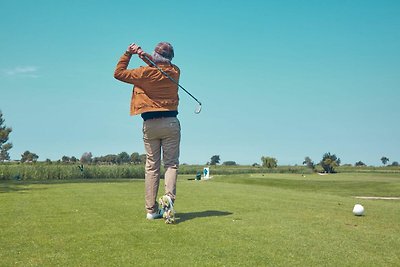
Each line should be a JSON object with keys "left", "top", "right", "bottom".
{"left": 1, "top": 172, "right": 399, "bottom": 266}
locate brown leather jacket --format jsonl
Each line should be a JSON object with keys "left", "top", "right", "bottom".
{"left": 114, "top": 53, "right": 180, "bottom": 115}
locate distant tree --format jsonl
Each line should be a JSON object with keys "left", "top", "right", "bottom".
{"left": 0, "top": 111, "right": 13, "bottom": 162}
{"left": 252, "top": 163, "right": 260, "bottom": 167}
{"left": 355, "top": 161, "right": 366, "bottom": 167}
{"left": 223, "top": 161, "right": 237, "bottom": 166}
{"left": 92, "top": 157, "right": 103, "bottom": 164}
{"left": 117, "top": 152, "right": 130, "bottom": 164}
{"left": 92, "top": 157, "right": 99, "bottom": 164}
{"left": 45, "top": 158, "right": 52, "bottom": 164}
{"left": 320, "top": 152, "right": 340, "bottom": 173}
{"left": 0, "top": 143, "right": 12, "bottom": 162}
{"left": 109, "top": 154, "right": 118, "bottom": 164}
{"left": 21, "top": 150, "right": 39, "bottom": 163}
{"left": 261, "top": 156, "right": 278, "bottom": 168}
{"left": 303, "top": 156, "right": 315, "bottom": 170}
{"left": 20, "top": 151, "right": 28, "bottom": 162}
{"left": 70, "top": 156, "right": 78, "bottom": 163}
{"left": 130, "top": 152, "right": 141, "bottom": 164}
{"left": 61, "top": 156, "right": 71, "bottom": 163}
{"left": 140, "top": 154, "right": 147, "bottom": 164}
{"left": 391, "top": 161, "right": 399, "bottom": 166}
{"left": 80, "top": 152, "right": 93, "bottom": 164}
{"left": 381, "top": 156, "right": 389, "bottom": 166}
{"left": 98, "top": 154, "right": 117, "bottom": 164}
{"left": 210, "top": 155, "right": 220, "bottom": 165}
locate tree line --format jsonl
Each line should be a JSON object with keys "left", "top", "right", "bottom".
{"left": 209, "top": 153, "right": 399, "bottom": 174}
{"left": 1, "top": 110, "right": 398, "bottom": 168}
{"left": 0, "top": 111, "right": 12, "bottom": 161}
{"left": 17, "top": 151, "right": 147, "bottom": 165}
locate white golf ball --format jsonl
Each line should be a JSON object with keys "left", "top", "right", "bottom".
{"left": 352, "top": 204, "right": 365, "bottom": 216}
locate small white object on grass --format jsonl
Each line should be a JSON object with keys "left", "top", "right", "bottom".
{"left": 352, "top": 204, "right": 365, "bottom": 216}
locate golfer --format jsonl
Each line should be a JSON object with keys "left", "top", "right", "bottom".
{"left": 114, "top": 42, "right": 180, "bottom": 224}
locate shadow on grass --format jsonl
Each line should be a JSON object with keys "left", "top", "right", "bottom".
{"left": 176, "top": 210, "right": 233, "bottom": 224}
{"left": 0, "top": 183, "right": 49, "bottom": 194}
{"left": 0, "top": 178, "right": 144, "bottom": 194}
{"left": 0, "top": 184, "right": 30, "bottom": 194}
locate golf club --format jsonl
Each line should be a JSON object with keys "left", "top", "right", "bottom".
{"left": 142, "top": 54, "right": 202, "bottom": 114}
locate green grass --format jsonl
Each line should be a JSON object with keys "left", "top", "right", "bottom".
{"left": 1, "top": 173, "right": 399, "bottom": 266}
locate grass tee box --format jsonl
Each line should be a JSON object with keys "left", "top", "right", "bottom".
{"left": 0, "top": 172, "right": 399, "bottom": 266}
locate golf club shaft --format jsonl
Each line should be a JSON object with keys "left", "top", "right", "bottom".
{"left": 142, "top": 55, "right": 202, "bottom": 106}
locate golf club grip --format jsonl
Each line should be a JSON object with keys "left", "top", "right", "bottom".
{"left": 142, "top": 55, "right": 202, "bottom": 105}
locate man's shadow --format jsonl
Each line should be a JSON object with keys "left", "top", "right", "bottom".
{"left": 176, "top": 210, "right": 233, "bottom": 224}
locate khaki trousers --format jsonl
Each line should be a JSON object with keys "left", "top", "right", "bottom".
{"left": 142, "top": 117, "right": 180, "bottom": 213}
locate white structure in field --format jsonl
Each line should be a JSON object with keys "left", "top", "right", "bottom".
{"left": 203, "top": 167, "right": 210, "bottom": 179}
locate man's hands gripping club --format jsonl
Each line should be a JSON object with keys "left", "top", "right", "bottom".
{"left": 126, "top": 43, "right": 153, "bottom": 66}
{"left": 126, "top": 43, "right": 144, "bottom": 56}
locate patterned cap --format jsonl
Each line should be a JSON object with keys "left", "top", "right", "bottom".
{"left": 154, "top": 42, "right": 174, "bottom": 60}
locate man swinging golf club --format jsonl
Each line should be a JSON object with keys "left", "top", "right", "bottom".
{"left": 114, "top": 42, "right": 179, "bottom": 224}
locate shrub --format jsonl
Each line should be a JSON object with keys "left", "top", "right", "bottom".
{"left": 261, "top": 156, "right": 278, "bottom": 168}
{"left": 223, "top": 161, "right": 237, "bottom": 166}
{"left": 0, "top": 163, "right": 145, "bottom": 180}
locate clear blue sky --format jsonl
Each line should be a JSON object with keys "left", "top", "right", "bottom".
{"left": 1, "top": 0, "right": 399, "bottom": 166}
